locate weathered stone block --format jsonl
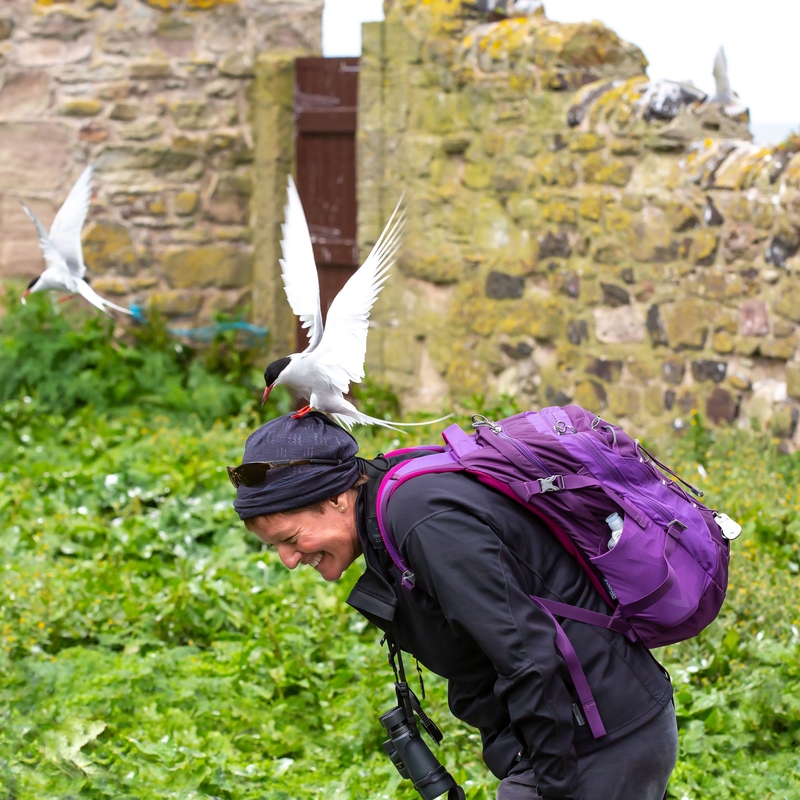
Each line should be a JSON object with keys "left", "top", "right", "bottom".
{"left": 541, "top": 198, "right": 577, "bottom": 225}
{"left": 530, "top": 152, "right": 578, "bottom": 187}
{"left": 537, "top": 230, "right": 571, "bottom": 259}
{"left": 17, "top": 39, "right": 92, "bottom": 68}
{"left": 91, "top": 277, "right": 129, "bottom": 296}
{"left": 0, "top": 71, "right": 51, "bottom": 117}
{"left": 593, "top": 306, "right": 645, "bottom": 344}
{"left": 773, "top": 319, "right": 795, "bottom": 338}
{"left": 569, "top": 132, "right": 605, "bottom": 152}
{"left": 660, "top": 299, "right": 709, "bottom": 349}
{"left": 130, "top": 60, "right": 171, "bottom": 80}
{"left": 706, "top": 387, "right": 738, "bottom": 425}
{"left": 567, "top": 319, "right": 589, "bottom": 345}
{"left": 110, "top": 102, "right": 138, "bottom": 121}
{"left": 662, "top": 358, "right": 685, "bottom": 385}
{"left": 574, "top": 379, "right": 607, "bottom": 411}
{"left": 0, "top": 17, "right": 13, "bottom": 40}
{"left": 774, "top": 285, "right": 800, "bottom": 323}
{"left": 734, "top": 336, "right": 760, "bottom": 357}
{"left": 59, "top": 97, "right": 103, "bottom": 117}
{"left": 600, "top": 282, "right": 629, "bottom": 306}
{"left": 609, "top": 385, "right": 640, "bottom": 418}
{"left": 219, "top": 51, "right": 255, "bottom": 79}
{"left": 82, "top": 220, "right": 138, "bottom": 275}
{"left": 174, "top": 190, "right": 199, "bottom": 216}
{"left": 787, "top": 365, "right": 800, "bottom": 400}
{"left": 205, "top": 173, "right": 252, "bottom": 224}
{"left": 586, "top": 357, "right": 622, "bottom": 383}
{"left": 738, "top": 299, "right": 769, "bottom": 337}
{"left": 691, "top": 359, "right": 727, "bottom": 383}
{"left": 760, "top": 337, "right": 797, "bottom": 360}
{"left": 578, "top": 193, "right": 603, "bottom": 221}
{"left": 692, "top": 229, "right": 719, "bottom": 266}
{"left": 582, "top": 153, "right": 632, "bottom": 186}
{"left": 170, "top": 99, "right": 217, "bottom": 130}
{"left": 119, "top": 119, "right": 162, "bottom": 141}
{"left": 712, "top": 331, "right": 734, "bottom": 354}
{"left": 646, "top": 304, "right": 668, "bottom": 345}
{"left": 161, "top": 245, "right": 253, "bottom": 289}
{"left": 486, "top": 271, "right": 524, "bottom": 300}
{"left": 643, "top": 384, "right": 663, "bottom": 417}
{"left": 148, "top": 289, "right": 203, "bottom": 317}
{"left": 771, "top": 404, "right": 799, "bottom": 439}
{"left": 665, "top": 198, "right": 699, "bottom": 232}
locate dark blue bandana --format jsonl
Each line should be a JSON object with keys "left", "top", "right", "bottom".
{"left": 232, "top": 411, "right": 361, "bottom": 520}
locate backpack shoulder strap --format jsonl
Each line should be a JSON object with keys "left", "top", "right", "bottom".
{"left": 376, "top": 442, "right": 466, "bottom": 590}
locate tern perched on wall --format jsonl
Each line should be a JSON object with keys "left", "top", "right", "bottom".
{"left": 21, "top": 164, "right": 132, "bottom": 316}
{"left": 262, "top": 177, "right": 448, "bottom": 431}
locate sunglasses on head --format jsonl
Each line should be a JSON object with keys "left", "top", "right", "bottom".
{"left": 227, "top": 458, "right": 343, "bottom": 488}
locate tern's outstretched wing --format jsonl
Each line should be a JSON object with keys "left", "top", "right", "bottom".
{"left": 49, "top": 163, "right": 93, "bottom": 279}
{"left": 21, "top": 203, "right": 72, "bottom": 277}
{"left": 279, "top": 175, "right": 323, "bottom": 352}
{"left": 311, "top": 194, "right": 405, "bottom": 396}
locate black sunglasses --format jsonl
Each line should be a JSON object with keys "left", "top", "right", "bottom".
{"left": 227, "top": 458, "right": 342, "bottom": 488}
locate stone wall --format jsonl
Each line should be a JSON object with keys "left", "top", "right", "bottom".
{"left": 0, "top": 0, "right": 322, "bottom": 322}
{"left": 359, "top": 1, "right": 800, "bottom": 446}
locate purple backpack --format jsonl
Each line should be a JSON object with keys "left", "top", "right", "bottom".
{"left": 376, "top": 405, "right": 737, "bottom": 739}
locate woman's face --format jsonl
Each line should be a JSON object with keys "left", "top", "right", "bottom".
{"left": 246, "top": 490, "right": 362, "bottom": 581}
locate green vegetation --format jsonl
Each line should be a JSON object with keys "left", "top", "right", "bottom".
{"left": 1, "top": 299, "right": 799, "bottom": 799}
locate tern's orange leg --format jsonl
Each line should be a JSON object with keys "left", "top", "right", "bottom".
{"left": 58, "top": 294, "right": 77, "bottom": 303}
{"left": 291, "top": 405, "right": 313, "bottom": 419}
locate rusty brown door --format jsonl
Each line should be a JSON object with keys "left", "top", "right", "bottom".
{"left": 294, "top": 56, "right": 359, "bottom": 352}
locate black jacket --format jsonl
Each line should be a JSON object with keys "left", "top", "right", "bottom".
{"left": 347, "top": 456, "right": 673, "bottom": 800}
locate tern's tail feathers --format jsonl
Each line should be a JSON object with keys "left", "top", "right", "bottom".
{"left": 76, "top": 280, "right": 133, "bottom": 316}
{"left": 329, "top": 411, "right": 453, "bottom": 433}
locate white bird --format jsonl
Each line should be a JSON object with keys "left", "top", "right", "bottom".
{"left": 20, "top": 164, "right": 132, "bottom": 316}
{"left": 707, "top": 46, "right": 748, "bottom": 117}
{"left": 262, "top": 176, "right": 448, "bottom": 431}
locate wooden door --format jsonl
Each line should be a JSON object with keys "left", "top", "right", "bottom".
{"left": 294, "top": 57, "right": 359, "bottom": 349}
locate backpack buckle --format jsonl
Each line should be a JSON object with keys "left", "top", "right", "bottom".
{"left": 539, "top": 474, "right": 565, "bottom": 493}
{"left": 400, "top": 570, "right": 416, "bottom": 589}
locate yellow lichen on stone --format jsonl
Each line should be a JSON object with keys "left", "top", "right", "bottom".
{"left": 569, "top": 132, "right": 605, "bottom": 153}
{"left": 578, "top": 193, "right": 603, "bottom": 221}
{"left": 186, "top": 0, "right": 237, "bottom": 9}
{"left": 586, "top": 76, "right": 648, "bottom": 128}
{"left": 541, "top": 198, "right": 577, "bottom": 225}
{"left": 141, "top": 0, "right": 177, "bottom": 9}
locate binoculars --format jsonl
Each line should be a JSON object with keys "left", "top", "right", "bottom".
{"left": 380, "top": 705, "right": 466, "bottom": 800}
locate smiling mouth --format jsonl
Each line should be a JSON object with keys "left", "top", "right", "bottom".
{"left": 308, "top": 554, "right": 323, "bottom": 569}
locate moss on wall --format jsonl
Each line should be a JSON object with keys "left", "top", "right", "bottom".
{"left": 360, "top": 2, "right": 800, "bottom": 446}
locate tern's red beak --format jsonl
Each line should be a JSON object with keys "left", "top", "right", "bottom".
{"left": 261, "top": 385, "right": 272, "bottom": 406}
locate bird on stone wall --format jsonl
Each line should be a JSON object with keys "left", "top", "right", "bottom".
{"left": 20, "top": 164, "right": 132, "bottom": 316}
{"left": 461, "top": 0, "right": 542, "bottom": 19}
{"left": 261, "top": 176, "right": 450, "bottom": 431}
{"left": 707, "top": 47, "right": 747, "bottom": 118}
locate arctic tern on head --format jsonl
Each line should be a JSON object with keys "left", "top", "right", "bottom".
{"left": 20, "top": 164, "right": 132, "bottom": 316}
{"left": 262, "top": 176, "right": 449, "bottom": 431}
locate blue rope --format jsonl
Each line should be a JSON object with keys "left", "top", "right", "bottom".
{"left": 129, "top": 304, "right": 268, "bottom": 342}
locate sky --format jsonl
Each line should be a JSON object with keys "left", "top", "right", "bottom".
{"left": 321, "top": 0, "right": 799, "bottom": 144}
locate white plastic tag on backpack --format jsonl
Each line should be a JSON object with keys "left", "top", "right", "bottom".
{"left": 714, "top": 512, "right": 742, "bottom": 540}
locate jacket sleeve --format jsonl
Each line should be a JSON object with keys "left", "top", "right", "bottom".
{"left": 397, "top": 505, "right": 584, "bottom": 800}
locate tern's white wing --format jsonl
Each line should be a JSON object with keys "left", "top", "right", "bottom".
{"left": 21, "top": 204, "right": 72, "bottom": 278}
{"left": 49, "top": 163, "right": 93, "bottom": 279}
{"left": 280, "top": 175, "right": 323, "bottom": 352}
{"left": 75, "top": 278, "right": 133, "bottom": 317}
{"left": 311, "top": 195, "right": 405, "bottom": 395}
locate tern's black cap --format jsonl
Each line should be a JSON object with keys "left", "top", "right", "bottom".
{"left": 232, "top": 411, "right": 361, "bottom": 520}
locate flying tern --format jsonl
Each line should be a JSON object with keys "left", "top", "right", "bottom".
{"left": 262, "top": 176, "right": 449, "bottom": 431}
{"left": 20, "top": 164, "right": 132, "bottom": 316}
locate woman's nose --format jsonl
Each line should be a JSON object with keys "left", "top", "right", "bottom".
{"left": 276, "top": 543, "right": 301, "bottom": 570}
